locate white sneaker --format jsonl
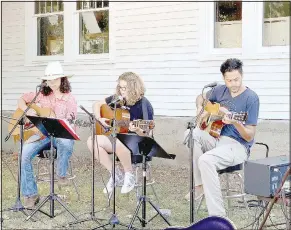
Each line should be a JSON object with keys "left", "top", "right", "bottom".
{"left": 103, "top": 168, "right": 124, "bottom": 194}
{"left": 121, "top": 172, "right": 135, "bottom": 194}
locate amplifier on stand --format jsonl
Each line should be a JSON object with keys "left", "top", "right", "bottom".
{"left": 244, "top": 155, "right": 290, "bottom": 197}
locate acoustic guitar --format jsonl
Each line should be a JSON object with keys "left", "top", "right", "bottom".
{"left": 8, "top": 104, "right": 56, "bottom": 143}
{"left": 95, "top": 104, "right": 155, "bottom": 136}
{"left": 199, "top": 101, "right": 248, "bottom": 138}
{"left": 165, "top": 216, "right": 236, "bottom": 230}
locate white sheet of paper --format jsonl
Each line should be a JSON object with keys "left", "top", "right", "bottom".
{"left": 81, "top": 11, "right": 101, "bottom": 33}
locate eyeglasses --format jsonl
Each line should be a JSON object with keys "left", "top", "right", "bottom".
{"left": 117, "top": 85, "right": 127, "bottom": 91}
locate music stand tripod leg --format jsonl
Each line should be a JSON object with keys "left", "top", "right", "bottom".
{"left": 26, "top": 136, "right": 78, "bottom": 221}
{"left": 2, "top": 118, "right": 31, "bottom": 219}
{"left": 67, "top": 115, "right": 105, "bottom": 227}
{"left": 92, "top": 102, "right": 129, "bottom": 230}
{"left": 128, "top": 154, "right": 171, "bottom": 229}
{"left": 3, "top": 122, "right": 46, "bottom": 222}
{"left": 3, "top": 89, "right": 46, "bottom": 221}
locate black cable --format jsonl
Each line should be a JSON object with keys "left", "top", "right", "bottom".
{"left": 241, "top": 200, "right": 268, "bottom": 229}
{"left": 274, "top": 169, "right": 290, "bottom": 224}
{"left": 268, "top": 213, "right": 282, "bottom": 230}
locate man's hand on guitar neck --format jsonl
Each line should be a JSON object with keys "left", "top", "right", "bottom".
{"left": 222, "top": 114, "right": 236, "bottom": 125}
{"left": 221, "top": 108, "right": 237, "bottom": 125}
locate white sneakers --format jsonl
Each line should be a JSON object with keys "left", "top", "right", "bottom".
{"left": 121, "top": 172, "right": 135, "bottom": 193}
{"left": 103, "top": 168, "right": 135, "bottom": 194}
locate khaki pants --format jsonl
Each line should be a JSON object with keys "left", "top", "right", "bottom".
{"left": 184, "top": 128, "right": 248, "bottom": 217}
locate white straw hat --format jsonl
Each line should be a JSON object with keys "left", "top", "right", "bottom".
{"left": 40, "top": 61, "right": 73, "bottom": 80}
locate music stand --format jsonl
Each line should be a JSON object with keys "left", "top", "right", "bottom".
{"left": 3, "top": 86, "right": 44, "bottom": 220}
{"left": 116, "top": 133, "right": 176, "bottom": 229}
{"left": 24, "top": 116, "right": 79, "bottom": 221}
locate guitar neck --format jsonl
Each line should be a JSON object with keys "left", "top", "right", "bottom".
{"left": 208, "top": 112, "right": 247, "bottom": 123}
{"left": 116, "top": 119, "right": 151, "bottom": 129}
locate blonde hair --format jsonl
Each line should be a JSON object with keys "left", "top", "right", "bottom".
{"left": 115, "top": 72, "right": 145, "bottom": 106}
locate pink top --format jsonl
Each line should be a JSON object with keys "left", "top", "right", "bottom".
{"left": 22, "top": 92, "right": 77, "bottom": 121}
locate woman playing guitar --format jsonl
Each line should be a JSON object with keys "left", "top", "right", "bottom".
{"left": 87, "top": 72, "right": 154, "bottom": 194}
{"left": 16, "top": 61, "right": 77, "bottom": 209}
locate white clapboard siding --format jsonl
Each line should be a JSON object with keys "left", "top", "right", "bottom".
{"left": 1, "top": 2, "right": 290, "bottom": 120}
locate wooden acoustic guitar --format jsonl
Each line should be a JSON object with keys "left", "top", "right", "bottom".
{"left": 199, "top": 101, "right": 248, "bottom": 138}
{"left": 96, "top": 104, "right": 155, "bottom": 136}
{"left": 8, "top": 104, "right": 56, "bottom": 143}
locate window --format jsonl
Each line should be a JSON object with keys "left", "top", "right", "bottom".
{"left": 198, "top": 2, "right": 242, "bottom": 61}
{"left": 199, "top": 2, "right": 289, "bottom": 60}
{"left": 263, "top": 1, "right": 290, "bottom": 46}
{"left": 214, "top": 2, "right": 242, "bottom": 48}
{"left": 35, "top": 1, "right": 64, "bottom": 56}
{"left": 25, "top": 1, "right": 114, "bottom": 65}
{"left": 76, "top": 1, "right": 109, "bottom": 55}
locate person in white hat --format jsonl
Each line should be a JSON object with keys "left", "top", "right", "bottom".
{"left": 17, "top": 61, "right": 77, "bottom": 208}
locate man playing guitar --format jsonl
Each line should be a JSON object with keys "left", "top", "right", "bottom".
{"left": 184, "top": 58, "right": 260, "bottom": 217}
{"left": 17, "top": 61, "right": 77, "bottom": 208}
{"left": 87, "top": 72, "right": 154, "bottom": 194}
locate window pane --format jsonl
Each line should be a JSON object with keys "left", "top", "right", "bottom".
{"left": 35, "top": 2, "right": 40, "bottom": 14}
{"left": 77, "top": 1, "right": 82, "bottom": 10}
{"left": 263, "top": 2, "right": 290, "bottom": 46}
{"left": 214, "top": 1, "right": 242, "bottom": 48}
{"left": 97, "top": 1, "right": 102, "bottom": 8}
{"left": 103, "top": 0, "right": 109, "bottom": 8}
{"left": 77, "top": 0, "right": 109, "bottom": 10}
{"left": 79, "top": 10, "right": 109, "bottom": 54}
{"left": 37, "top": 15, "right": 64, "bottom": 56}
{"left": 35, "top": 1, "right": 63, "bottom": 14}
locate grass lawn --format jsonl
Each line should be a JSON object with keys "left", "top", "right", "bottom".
{"left": 1, "top": 152, "right": 288, "bottom": 229}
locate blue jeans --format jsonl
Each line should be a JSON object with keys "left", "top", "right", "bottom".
{"left": 21, "top": 135, "right": 74, "bottom": 197}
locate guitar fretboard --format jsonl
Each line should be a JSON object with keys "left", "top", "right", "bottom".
{"left": 116, "top": 119, "right": 153, "bottom": 129}
{"left": 70, "top": 118, "right": 154, "bottom": 130}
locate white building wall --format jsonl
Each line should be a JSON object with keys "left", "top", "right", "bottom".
{"left": 2, "top": 2, "right": 289, "bottom": 119}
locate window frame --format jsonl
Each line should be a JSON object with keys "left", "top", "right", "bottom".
{"left": 25, "top": 3, "right": 65, "bottom": 65}
{"left": 24, "top": 1, "right": 115, "bottom": 66}
{"left": 252, "top": 2, "right": 289, "bottom": 59}
{"left": 198, "top": 1, "right": 289, "bottom": 61}
{"left": 73, "top": 3, "right": 114, "bottom": 62}
{"left": 198, "top": 2, "right": 242, "bottom": 61}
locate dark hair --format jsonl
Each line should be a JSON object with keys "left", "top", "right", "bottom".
{"left": 220, "top": 58, "right": 243, "bottom": 76}
{"left": 41, "top": 77, "right": 71, "bottom": 96}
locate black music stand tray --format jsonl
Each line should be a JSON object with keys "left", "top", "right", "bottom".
{"left": 117, "top": 133, "right": 176, "bottom": 229}
{"left": 24, "top": 116, "right": 79, "bottom": 221}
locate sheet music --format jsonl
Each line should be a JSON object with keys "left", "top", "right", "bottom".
{"left": 61, "top": 119, "right": 80, "bottom": 140}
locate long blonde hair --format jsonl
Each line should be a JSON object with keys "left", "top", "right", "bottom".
{"left": 115, "top": 72, "right": 145, "bottom": 106}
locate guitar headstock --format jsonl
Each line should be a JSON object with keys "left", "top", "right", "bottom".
{"left": 68, "top": 118, "right": 92, "bottom": 128}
